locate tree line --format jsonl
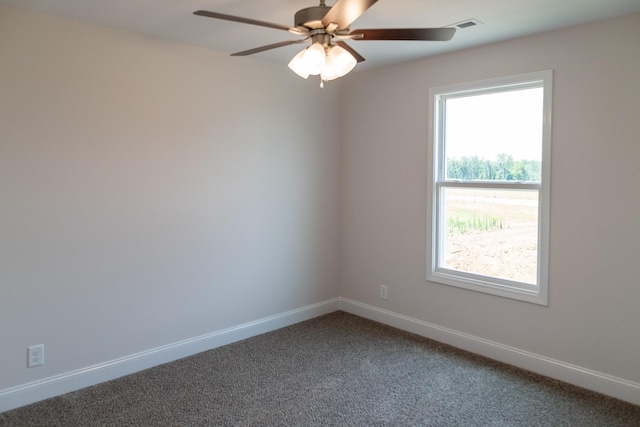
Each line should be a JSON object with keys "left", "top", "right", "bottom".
{"left": 446, "top": 154, "right": 541, "bottom": 181}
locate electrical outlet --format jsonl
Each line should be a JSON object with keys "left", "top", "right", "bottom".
{"left": 380, "top": 285, "right": 388, "bottom": 300}
{"left": 27, "top": 344, "right": 44, "bottom": 368}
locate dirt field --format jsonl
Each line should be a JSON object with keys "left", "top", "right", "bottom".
{"left": 443, "top": 189, "right": 538, "bottom": 284}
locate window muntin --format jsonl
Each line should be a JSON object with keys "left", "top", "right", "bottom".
{"left": 428, "top": 71, "right": 552, "bottom": 305}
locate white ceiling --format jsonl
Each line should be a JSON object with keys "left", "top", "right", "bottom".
{"left": 3, "top": 0, "right": 640, "bottom": 71}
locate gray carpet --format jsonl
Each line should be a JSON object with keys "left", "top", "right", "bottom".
{"left": 2, "top": 311, "right": 639, "bottom": 426}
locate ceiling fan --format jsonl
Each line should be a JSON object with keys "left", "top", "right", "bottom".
{"left": 194, "top": 0, "right": 456, "bottom": 87}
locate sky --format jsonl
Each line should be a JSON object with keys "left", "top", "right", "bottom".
{"left": 444, "top": 87, "right": 543, "bottom": 161}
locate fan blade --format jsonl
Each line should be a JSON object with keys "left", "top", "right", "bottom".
{"left": 321, "top": 0, "right": 379, "bottom": 30}
{"left": 194, "top": 10, "right": 307, "bottom": 36}
{"left": 335, "top": 41, "right": 366, "bottom": 63}
{"left": 350, "top": 28, "right": 456, "bottom": 41}
{"left": 231, "top": 39, "right": 309, "bottom": 57}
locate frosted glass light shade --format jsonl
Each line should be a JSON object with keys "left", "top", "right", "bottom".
{"left": 321, "top": 63, "right": 339, "bottom": 81}
{"left": 288, "top": 48, "right": 310, "bottom": 79}
{"left": 327, "top": 45, "right": 357, "bottom": 78}
{"left": 302, "top": 42, "right": 326, "bottom": 75}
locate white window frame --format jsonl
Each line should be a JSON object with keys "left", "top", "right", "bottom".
{"left": 427, "top": 70, "right": 552, "bottom": 305}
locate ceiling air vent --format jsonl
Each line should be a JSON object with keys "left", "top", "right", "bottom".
{"left": 449, "top": 19, "right": 482, "bottom": 30}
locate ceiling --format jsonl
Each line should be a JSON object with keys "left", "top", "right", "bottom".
{"left": 3, "top": 0, "right": 640, "bottom": 72}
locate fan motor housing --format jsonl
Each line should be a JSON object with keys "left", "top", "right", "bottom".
{"left": 294, "top": 6, "right": 331, "bottom": 29}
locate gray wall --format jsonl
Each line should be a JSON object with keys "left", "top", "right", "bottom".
{"left": 340, "top": 13, "right": 640, "bottom": 384}
{"left": 0, "top": 6, "right": 341, "bottom": 390}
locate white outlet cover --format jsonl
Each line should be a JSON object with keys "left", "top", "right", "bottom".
{"left": 27, "top": 344, "right": 44, "bottom": 368}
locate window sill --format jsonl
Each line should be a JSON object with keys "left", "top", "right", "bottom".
{"left": 428, "top": 268, "right": 548, "bottom": 306}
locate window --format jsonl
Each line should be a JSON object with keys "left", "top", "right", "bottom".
{"left": 427, "top": 71, "right": 552, "bottom": 305}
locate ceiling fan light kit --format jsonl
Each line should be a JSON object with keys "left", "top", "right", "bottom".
{"left": 288, "top": 42, "right": 357, "bottom": 86}
{"left": 194, "top": 0, "right": 456, "bottom": 88}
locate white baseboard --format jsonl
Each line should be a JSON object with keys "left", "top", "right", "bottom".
{"left": 4, "top": 297, "right": 638, "bottom": 413}
{"left": 338, "top": 298, "right": 640, "bottom": 406}
{"left": 0, "top": 298, "right": 340, "bottom": 413}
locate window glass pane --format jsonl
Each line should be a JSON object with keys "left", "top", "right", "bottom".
{"left": 444, "top": 88, "right": 543, "bottom": 182}
{"left": 441, "top": 187, "right": 538, "bottom": 284}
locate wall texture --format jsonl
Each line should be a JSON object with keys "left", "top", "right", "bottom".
{"left": 0, "top": 5, "right": 341, "bottom": 394}
{"left": 340, "top": 12, "right": 640, "bottom": 387}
